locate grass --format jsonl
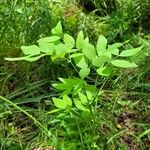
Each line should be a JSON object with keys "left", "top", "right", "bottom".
{"left": 0, "top": 0, "right": 150, "bottom": 149}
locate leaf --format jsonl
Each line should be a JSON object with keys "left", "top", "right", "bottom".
{"left": 52, "top": 78, "right": 83, "bottom": 94}
{"left": 85, "top": 85, "right": 97, "bottom": 94}
{"left": 63, "top": 34, "right": 75, "bottom": 48}
{"left": 51, "top": 21, "right": 63, "bottom": 36}
{"left": 103, "top": 52, "right": 112, "bottom": 60}
{"left": 79, "top": 68, "right": 90, "bottom": 79}
{"left": 76, "top": 31, "right": 84, "bottom": 49}
{"left": 82, "top": 42, "right": 96, "bottom": 60}
{"left": 111, "top": 60, "right": 138, "bottom": 68}
{"left": 63, "top": 95, "right": 72, "bottom": 107}
{"left": 73, "top": 55, "right": 83, "bottom": 66}
{"left": 38, "top": 42, "right": 54, "bottom": 54}
{"left": 86, "top": 91, "right": 93, "bottom": 101}
{"left": 119, "top": 46, "right": 142, "bottom": 57}
{"left": 92, "top": 56, "right": 110, "bottom": 67}
{"left": 52, "top": 83, "right": 69, "bottom": 90}
{"left": 96, "top": 35, "right": 107, "bottom": 56}
{"left": 45, "top": 109, "right": 61, "bottom": 114}
{"left": 109, "top": 48, "right": 119, "bottom": 55}
{"left": 21, "top": 45, "right": 41, "bottom": 55}
{"left": 51, "top": 53, "right": 65, "bottom": 61}
{"left": 76, "top": 56, "right": 88, "bottom": 68}
{"left": 107, "top": 44, "right": 121, "bottom": 55}
{"left": 54, "top": 43, "right": 68, "bottom": 55}
{"left": 97, "top": 67, "right": 112, "bottom": 76}
{"left": 84, "top": 37, "right": 89, "bottom": 43}
{"left": 52, "top": 97, "right": 66, "bottom": 109}
{"left": 70, "top": 53, "right": 83, "bottom": 58}
{"left": 51, "top": 43, "right": 70, "bottom": 61}
{"left": 107, "top": 43, "right": 123, "bottom": 51}
{"left": 78, "top": 92, "right": 87, "bottom": 104}
{"left": 37, "top": 36, "right": 60, "bottom": 43}
{"left": 74, "top": 99, "right": 87, "bottom": 111}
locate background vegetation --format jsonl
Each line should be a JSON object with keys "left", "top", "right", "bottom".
{"left": 0, "top": 0, "right": 149, "bottom": 149}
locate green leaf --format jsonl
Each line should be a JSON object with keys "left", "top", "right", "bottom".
{"left": 81, "top": 110, "right": 90, "bottom": 119}
{"left": 76, "top": 31, "right": 84, "bottom": 49}
{"left": 97, "top": 67, "right": 112, "bottom": 76}
{"left": 52, "top": 97, "right": 66, "bottom": 109}
{"left": 74, "top": 99, "right": 87, "bottom": 111}
{"left": 21, "top": 45, "right": 41, "bottom": 55}
{"left": 86, "top": 91, "right": 93, "bottom": 101}
{"left": 79, "top": 68, "right": 90, "bottom": 79}
{"left": 84, "top": 37, "right": 89, "bottom": 43}
{"left": 38, "top": 42, "right": 54, "bottom": 54}
{"left": 63, "top": 34, "right": 75, "bottom": 48}
{"left": 103, "top": 52, "right": 112, "bottom": 59}
{"left": 51, "top": 53, "right": 65, "bottom": 61}
{"left": 107, "top": 44, "right": 121, "bottom": 55}
{"left": 110, "top": 48, "right": 119, "bottom": 55}
{"left": 78, "top": 92, "right": 87, "bottom": 104}
{"left": 51, "top": 21, "right": 63, "bottom": 36}
{"left": 37, "top": 36, "right": 60, "bottom": 43}
{"left": 70, "top": 53, "right": 83, "bottom": 58}
{"left": 111, "top": 60, "right": 138, "bottom": 68}
{"left": 85, "top": 85, "right": 97, "bottom": 94}
{"left": 52, "top": 83, "right": 69, "bottom": 90}
{"left": 76, "top": 56, "right": 88, "bottom": 68}
{"left": 45, "top": 109, "right": 61, "bottom": 114}
{"left": 54, "top": 43, "right": 68, "bottom": 55}
{"left": 52, "top": 78, "right": 83, "bottom": 94}
{"left": 92, "top": 56, "right": 110, "bottom": 67}
{"left": 63, "top": 95, "right": 72, "bottom": 107}
{"left": 73, "top": 55, "right": 83, "bottom": 66}
{"left": 119, "top": 46, "right": 142, "bottom": 57}
{"left": 97, "top": 35, "right": 107, "bottom": 56}
{"left": 82, "top": 42, "right": 96, "bottom": 60}
{"left": 107, "top": 43, "right": 123, "bottom": 51}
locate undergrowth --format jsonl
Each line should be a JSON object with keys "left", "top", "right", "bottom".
{"left": 0, "top": 0, "right": 149, "bottom": 150}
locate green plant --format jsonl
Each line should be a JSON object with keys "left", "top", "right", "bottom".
{"left": 5, "top": 21, "right": 143, "bottom": 109}
{"left": 4, "top": 21, "right": 144, "bottom": 149}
